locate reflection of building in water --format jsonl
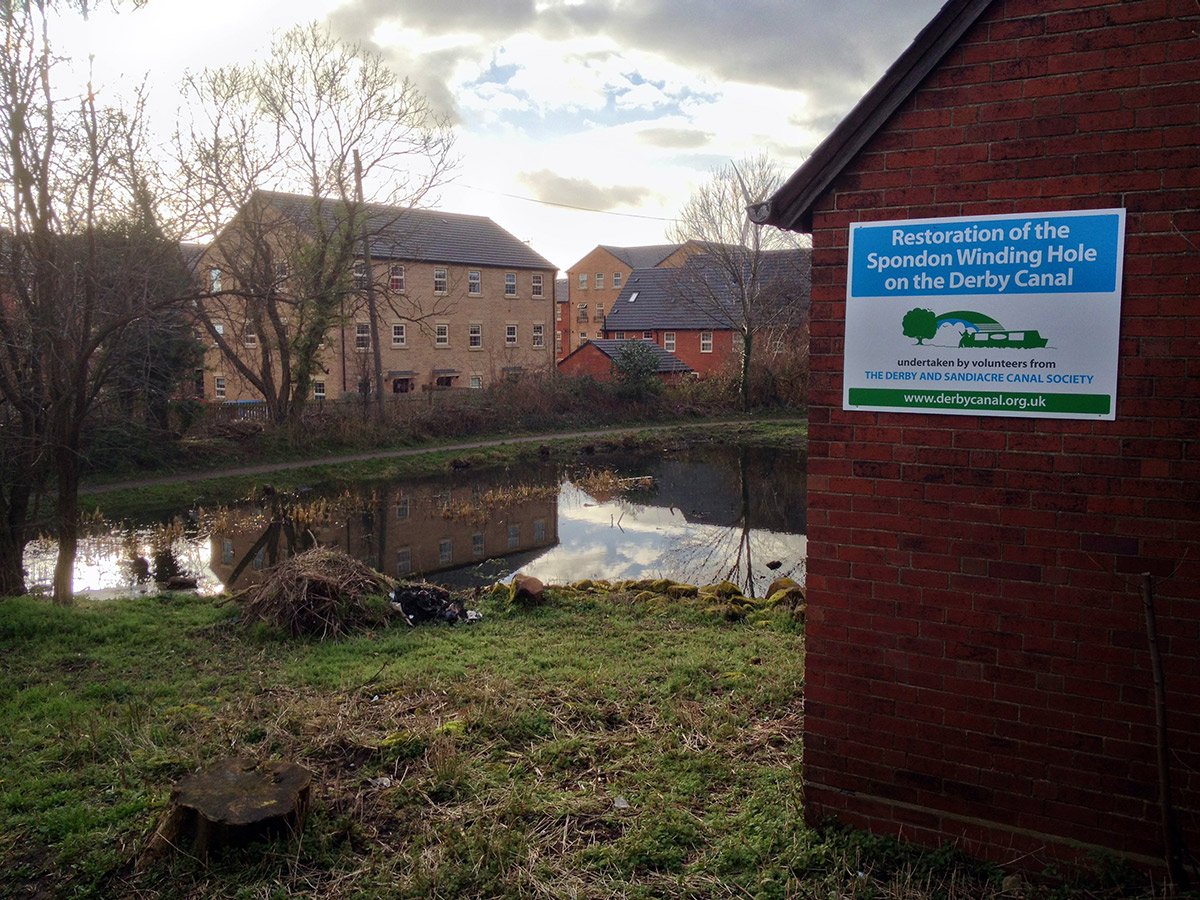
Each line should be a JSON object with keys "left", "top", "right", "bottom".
{"left": 210, "top": 478, "right": 559, "bottom": 589}
{"left": 344, "top": 483, "right": 558, "bottom": 579}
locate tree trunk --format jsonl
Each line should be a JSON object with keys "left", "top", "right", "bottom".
{"left": 740, "top": 329, "right": 753, "bottom": 412}
{"left": 51, "top": 450, "right": 81, "bottom": 605}
{"left": 0, "top": 523, "right": 29, "bottom": 598}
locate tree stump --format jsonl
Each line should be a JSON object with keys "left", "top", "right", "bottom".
{"left": 145, "top": 757, "right": 312, "bottom": 862}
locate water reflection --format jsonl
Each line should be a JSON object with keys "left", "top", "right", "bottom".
{"left": 28, "top": 444, "right": 805, "bottom": 598}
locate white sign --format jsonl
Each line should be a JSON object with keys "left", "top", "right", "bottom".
{"left": 844, "top": 209, "right": 1125, "bottom": 419}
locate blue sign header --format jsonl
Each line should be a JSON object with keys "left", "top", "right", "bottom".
{"left": 849, "top": 211, "right": 1123, "bottom": 298}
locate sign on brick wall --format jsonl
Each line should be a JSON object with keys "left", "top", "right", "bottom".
{"left": 844, "top": 209, "right": 1125, "bottom": 419}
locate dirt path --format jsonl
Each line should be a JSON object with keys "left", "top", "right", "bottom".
{"left": 81, "top": 419, "right": 790, "bottom": 496}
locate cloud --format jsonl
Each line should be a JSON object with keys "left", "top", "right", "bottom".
{"left": 638, "top": 127, "right": 713, "bottom": 149}
{"left": 517, "top": 170, "right": 655, "bottom": 211}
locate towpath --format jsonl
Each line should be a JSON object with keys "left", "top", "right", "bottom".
{"left": 81, "top": 419, "right": 796, "bottom": 496}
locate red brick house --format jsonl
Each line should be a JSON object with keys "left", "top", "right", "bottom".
{"left": 564, "top": 242, "right": 702, "bottom": 358}
{"left": 753, "top": 0, "right": 1200, "bottom": 878}
{"left": 600, "top": 250, "right": 810, "bottom": 376}
{"left": 557, "top": 338, "right": 693, "bottom": 384}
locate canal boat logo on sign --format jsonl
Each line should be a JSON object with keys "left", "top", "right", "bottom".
{"left": 844, "top": 208, "right": 1125, "bottom": 419}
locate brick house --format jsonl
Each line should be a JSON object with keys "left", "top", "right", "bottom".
{"left": 752, "top": 0, "right": 1200, "bottom": 876}
{"left": 599, "top": 250, "right": 810, "bottom": 377}
{"left": 564, "top": 243, "right": 704, "bottom": 357}
{"left": 198, "top": 190, "right": 556, "bottom": 403}
{"left": 557, "top": 338, "right": 693, "bottom": 383}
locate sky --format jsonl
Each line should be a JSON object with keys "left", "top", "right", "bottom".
{"left": 56, "top": 0, "right": 946, "bottom": 272}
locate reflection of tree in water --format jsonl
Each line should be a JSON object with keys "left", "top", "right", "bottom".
{"left": 225, "top": 491, "right": 335, "bottom": 588}
{"left": 661, "top": 447, "right": 804, "bottom": 597}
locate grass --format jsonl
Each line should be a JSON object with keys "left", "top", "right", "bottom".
{"left": 0, "top": 586, "right": 1165, "bottom": 899}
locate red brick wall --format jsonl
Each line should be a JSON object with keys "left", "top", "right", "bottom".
{"left": 557, "top": 342, "right": 616, "bottom": 380}
{"left": 805, "top": 0, "right": 1200, "bottom": 871}
{"left": 600, "top": 328, "right": 738, "bottom": 375}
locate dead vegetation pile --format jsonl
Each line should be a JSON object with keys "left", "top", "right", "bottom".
{"left": 234, "top": 547, "right": 396, "bottom": 638}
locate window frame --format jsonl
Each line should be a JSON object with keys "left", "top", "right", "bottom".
{"left": 214, "top": 376, "right": 226, "bottom": 400}
{"left": 664, "top": 331, "right": 676, "bottom": 352}
{"left": 355, "top": 322, "right": 371, "bottom": 352}
{"left": 532, "top": 273, "right": 544, "bottom": 298}
{"left": 578, "top": 273, "right": 587, "bottom": 290}
{"left": 612, "top": 271, "right": 622, "bottom": 288}
{"left": 433, "top": 266, "right": 448, "bottom": 294}
{"left": 701, "top": 330, "right": 713, "bottom": 353}
{"left": 532, "top": 323, "right": 544, "bottom": 348}
{"left": 505, "top": 324, "right": 518, "bottom": 346}
{"left": 435, "top": 323, "right": 449, "bottom": 347}
{"left": 392, "top": 322, "right": 406, "bottom": 348}
{"left": 468, "top": 269, "right": 482, "bottom": 296}
{"left": 504, "top": 272, "right": 517, "bottom": 297}
{"left": 468, "top": 323, "right": 482, "bottom": 349}
{"left": 313, "top": 380, "right": 325, "bottom": 400}
{"left": 389, "top": 264, "right": 406, "bottom": 292}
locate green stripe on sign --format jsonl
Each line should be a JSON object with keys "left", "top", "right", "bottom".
{"left": 848, "top": 388, "right": 1111, "bottom": 415}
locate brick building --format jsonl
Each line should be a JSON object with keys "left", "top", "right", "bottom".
{"left": 198, "top": 191, "right": 556, "bottom": 403}
{"left": 563, "top": 243, "right": 700, "bottom": 358}
{"left": 557, "top": 338, "right": 693, "bottom": 384}
{"left": 600, "top": 250, "right": 810, "bottom": 376}
{"left": 753, "top": 0, "right": 1200, "bottom": 876}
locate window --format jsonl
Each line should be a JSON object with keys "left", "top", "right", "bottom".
{"left": 595, "top": 273, "right": 604, "bottom": 290}
{"left": 396, "top": 547, "right": 411, "bottom": 576}
{"left": 507, "top": 524, "right": 520, "bottom": 549}
{"left": 435, "top": 374, "right": 454, "bottom": 388}
{"left": 389, "top": 265, "right": 405, "bottom": 292}
{"left": 468, "top": 270, "right": 481, "bottom": 295}
{"left": 643, "top": 331, "right": 653, "bottom": 341}
{"left": 353, "top": 260, "right": 368, "bottom": 289}
{"left": 533, "top": 519, "right": 545, "bottom": 542}
{"left": 613, "top": 271, "right": 622, "bottom": 288}
{"left": 472, "top": 533, "right": 485, "bottom": 557}
{"left": 435, "top": 324, "right": 449, "bottom": 347}
{"left": 214, "top": 376, "right": 226, "bottom": 400}
{"left": 243, "top": 329, "right": 257, "bottom": 349}
{"left": 392, "top": 323, "right": 406, "bottom": 348}
{"left": 438, "top": 538, "right": 453, "bottom": 565}
{"left": 532, "top": 274, "right": 544, "bottom": 298}
{"left": 469, "top": 324, "right": 482, "bottom": 349}
{"left": 578, "top": 273, "right": 587, "bottom": 290}
{"left": 395, "top": 496, "right": 410, "bottom": 520}
{"left": 532, "top": 324, "right": 544, "bottom": 348}
{"left": 555, "top": 304, "right": 562, "bottom": 322}
{"left": 209, "top": 267, "right": 222, "bottom": 292}
{"left": 434, "top": 267, "right": 447, "bottom": 293}
{"left": 356, "top": 322, "right": 370, "bottom": 351}
{"left": 275, "top": 261, "right": 289, "bottom": 280}
{"left": 664, "top": 331, "right": 676, "bottom": 352}
{"left": 615, "top": 331, "right": 625, "bottom": 340}
{"left": 596, "top": 304, "right": 604, "bottom": 322}
{"left": 313, "top": 380, "right": 325, "bottom": 400}
{"left": 434, "top": 489, "right": 451, "bottom": 509}
{"left": 579, "top": 331, "right": 588, "bottom": 341}
{"left": 577, "top": 303, "right": 588, "bottom": 322}
{"left": 469, "top": 375, "right": 482, "bottom": 389}
{"left": 555, "top": 332, "right": 563, "bottom": 352}
{"left": 701, "top": 331, "right": 713, "bottom": 353}
{"left": 505, "top": 324, "right": 517, "bottom": 346}
{"left": 504, "top": 272, "right": 517, "bottom": 297}
{"left": 393, "top": 378, "right": 412, "bottom": 393}
{"left": 221, "top": 538, "right": 234, "bottom": 565}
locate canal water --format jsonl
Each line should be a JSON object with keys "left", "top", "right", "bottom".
{"left": 26, "top": 442, "right": 806, "bottom": 599}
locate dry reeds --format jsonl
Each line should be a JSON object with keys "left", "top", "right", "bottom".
{"left": 234, "top": 547, "right": 396, "bottom": 639}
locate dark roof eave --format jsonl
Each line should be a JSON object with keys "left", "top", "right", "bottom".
{"left": 751, "top": 0, "right": 995, "bottom": 234}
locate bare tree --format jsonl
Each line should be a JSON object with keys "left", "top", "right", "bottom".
{"left": 0, "top": 1, "right": 190, "bottom": 601}
{"left": 668, "top": 154, "right": 809, "bottom": 410}
{"left": 177, "top": 23, "right": 456, "bottom": 426}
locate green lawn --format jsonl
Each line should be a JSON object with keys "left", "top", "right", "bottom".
{"left": 1, "top": 588, "right": 1145, "bottom": 898}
